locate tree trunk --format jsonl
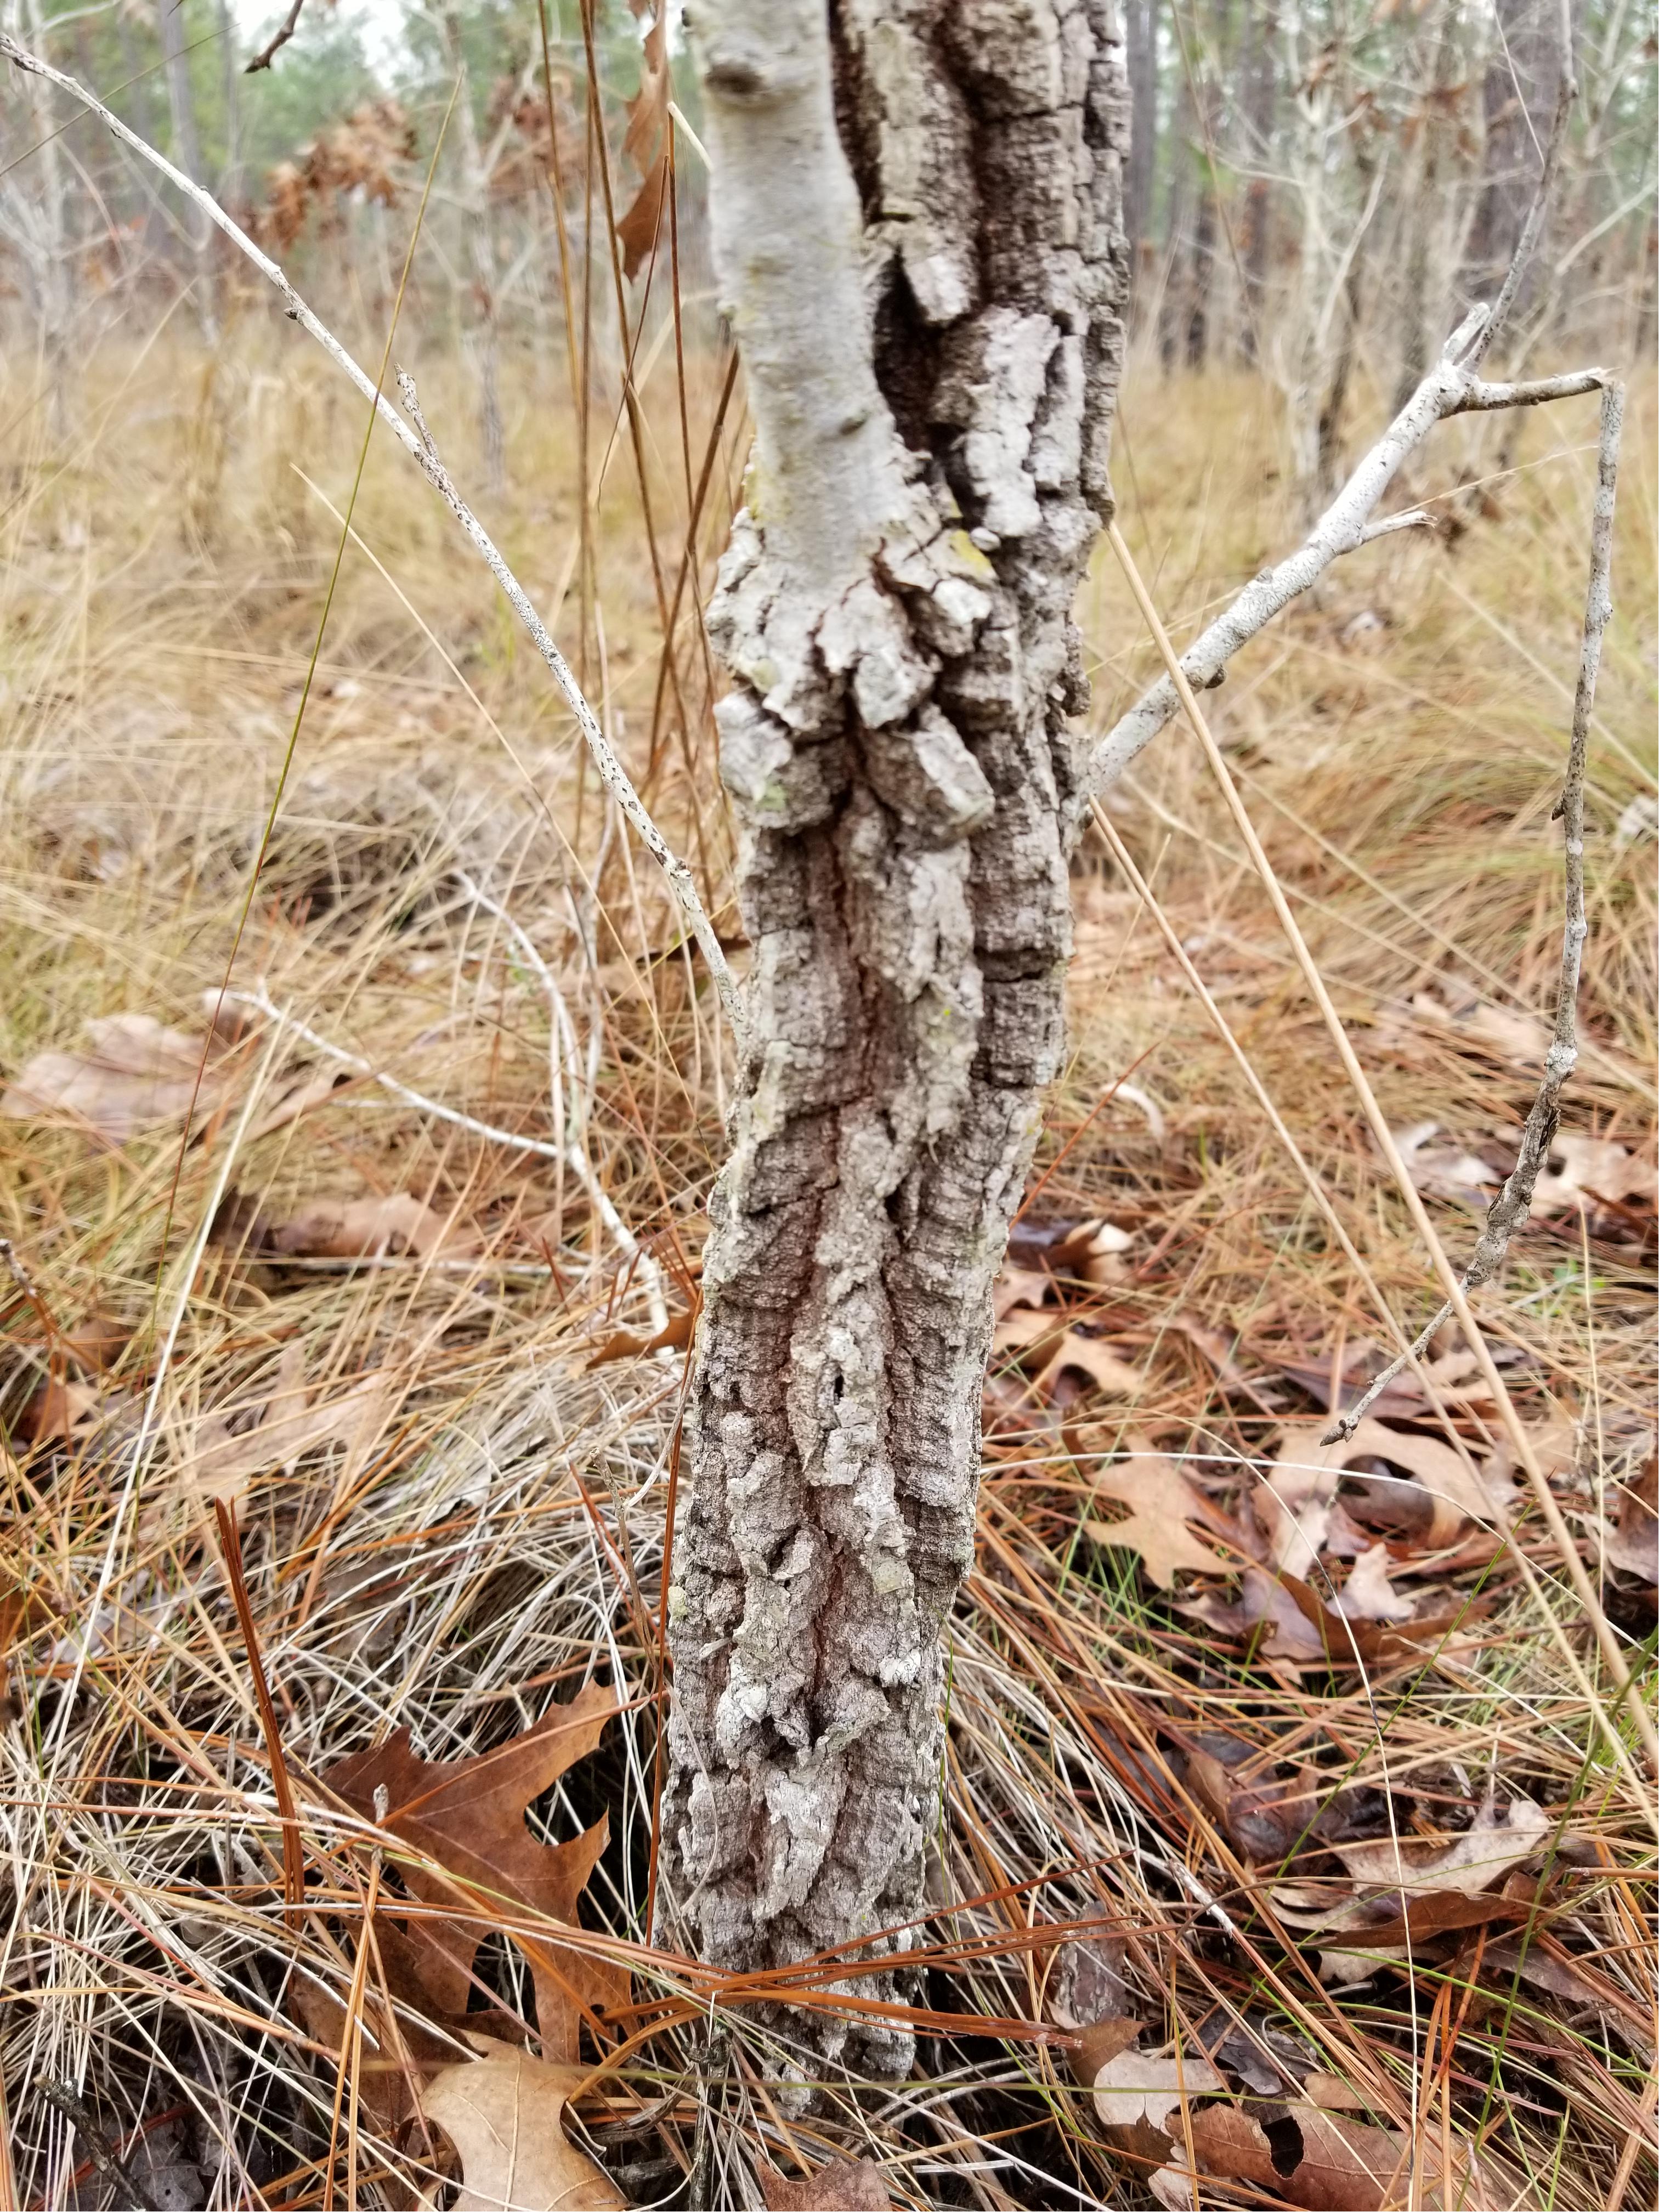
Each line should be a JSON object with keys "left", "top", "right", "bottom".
{"left": 661, "top": 0, "right": 1129, "bottom": 2077}
{"left": 444, "top": 13, "right": 506, "bottom": 498}
{"left": 1239, "top": 2, "right": 1277, "bottom": 364}
{"left": 1464, "top": 0, "right": 1560, "bottom": 307}
{"left": 155, "top": 0, "right": 216, "bottom": 339}
{"left": 1126, "top": 0, "right": 1159, "bottom": 301}
{"left": 1186, "top": 95, "right": 1216, "bottom": 370}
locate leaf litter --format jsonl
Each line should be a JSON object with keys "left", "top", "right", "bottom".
{"left": 3, "top": 330, "right": 1654, "bottom": 2212}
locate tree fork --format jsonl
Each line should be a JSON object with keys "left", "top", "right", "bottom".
{"left": 661, "top": 0, "right": 1129, "bottom": 2074}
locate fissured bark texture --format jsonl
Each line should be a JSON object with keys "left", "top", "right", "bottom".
{"left": 664, "top": 0, "right": 1129, "bottom": 2074}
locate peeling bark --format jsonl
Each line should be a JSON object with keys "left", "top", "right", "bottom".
{"left": 663, "top": 0, "right": 1128, "bottom": 2074}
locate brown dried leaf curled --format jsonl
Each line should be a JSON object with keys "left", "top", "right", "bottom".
{"left": 1, "top": 1012, "right": 230, "bottom": 1144}
{"left": 264, "top": 1191, "right": 477, "bottom": 1261}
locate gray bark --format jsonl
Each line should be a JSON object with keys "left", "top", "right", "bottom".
{"left": 1125, "top": 0, "right": 1159, "bottom": 278}
{"left": 444, "top": 12, "right": 505, "bottom": 497}
{"left": 661, "top": 0, "right": 1129, "bottom": 2075}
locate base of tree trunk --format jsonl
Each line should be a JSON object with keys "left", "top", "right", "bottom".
{"left": 661, "top": 0, "right": 1130, "bottom": 2077}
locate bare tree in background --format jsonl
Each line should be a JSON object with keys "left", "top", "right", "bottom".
{"left": 2, "top": 0, "right": 72, "bottom": 421}
{"left": 660, "top": 0, "right": 1129, "bottom": 2074}
{"left": 443, "top": 10, "right": 506, "bottom": 497}
{"left": 1125, "top": 0, "right": 1159, "bottom": 289}
{"left": 155, "top": 0, "right": 216, "bottom": 337}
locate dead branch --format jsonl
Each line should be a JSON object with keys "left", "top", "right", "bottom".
{"left": 0, "top": 30, "right": 741, "bottom": 1045}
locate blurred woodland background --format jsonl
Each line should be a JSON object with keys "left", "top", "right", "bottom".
{"left": 0, "top": 4, "right": 1655, "bottom": 2210}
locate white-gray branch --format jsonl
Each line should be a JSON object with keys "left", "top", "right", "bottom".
{"left": 1089, "top": 320, "right": 1613, "bottom": 795}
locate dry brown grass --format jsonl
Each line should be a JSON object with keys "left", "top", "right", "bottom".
{"left": 1, "top": 319, "right": 1654, "bottom": 2210}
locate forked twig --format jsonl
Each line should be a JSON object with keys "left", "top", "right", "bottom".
{"left": 0, "top": 30, "right": 742, "bottom": 1045}
{"left": 1326, "top": 382, "right": 1623, "bottom": 1440}
{"left": 244, "top": 0, "right": 307, "bottom": 73}
{"left": 1090, "top": 52, "right": 1593, "bottom": 795}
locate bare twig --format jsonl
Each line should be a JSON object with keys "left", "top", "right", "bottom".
{"left": 1326, "top": 382, "right": 1624, "bottom": 1443}
{"left": 244, "top": 0, "right": 306, "bottom": 73}
{"left": 452, "top": 873, "right": 670, "bottom": 1333}
{"left": 0, "top": 31, "right": 742, "bottom": 1045}
{"left": 1090, "top": 319, "right": 1612, "bottom": 791}
{"left": 39, "top": 2082, "right": 161, "bottom": 2212}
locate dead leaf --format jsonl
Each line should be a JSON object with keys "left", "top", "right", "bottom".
{"left": 264, "top": 1192, "right": 477, "bottom": 1262}
{"left": 155, "top": 1348, "right": 390, "bottom": 1524}
{"left": 1180, "top": 1743, "right": 1364, "bottom": 1864}
{"left": 1532, "top": 1133, "right": 1658, "bottom": 1214}
{"left": 1335, "top": 1791, "right": 1550, "bottom": 1900}
{"left": 1184, "top": 2100, "right": 1407, "bottom": 2210}
{"left": 320, "top": 1687, "right": 627, "bottom": 2063}
{"left": 1173, "top": 2094, "right": 1520, "bottom": 2211}
{"left": 1183, "top": 1568, "right": 1474, "bottom": 1677}
{"left": 1265, "top": 1418, "right": 1513, "bottom": 1559}
{"left": 614, "top": 2, "right": 669, "bottom": 281}
{"left": 1068, "top": 2014, "right": 1143, "bottom": 2085}
{"left": 1092, "top": 2046, "right": 1225, "bottom": 2135}
{"left": 995, "top": 1306, "right": 1144, "bottom": 1399}
{"left": 1182, "top": 1566, "right": 1329, "bottom": 1667}
{"left": 757, "top": 2157, "right": 892, "bottom": 2210}
{"left": 993, "top": 1263, "right": 1051, "bottom": 1319}
{"left": 1408, "top": 985, "right": 1550, "bottom": 1069}
{"left": 417, "top": 2035, "right": 624, "bottom": 2210}
{"left": 1332, "top": 1545, "right": 1415, "bottom": 1623}
{"left": 1, "top": 1012, "right": 231, "bottom": 1144}
{"left": 1080, "top": 1441, "right": 1238, "bottom": 1590}
{"left": 587, "top": 1305, "right": 694, "bottom": 1367}
{"left": 1600, "top": 1453, "right": 1658, "bottom": 1582}
{"left": 1392, "top": 1119, "right": 1501, "bottom": 1206}
{"left": 1048, "top": 1217, "right": 1134, "bottom": 1285}
{"left": 13, "top": 1374, "right": 100, "bottom": 1447}
{"left": 616, "top": 148, "right": 668, "bottom": 281}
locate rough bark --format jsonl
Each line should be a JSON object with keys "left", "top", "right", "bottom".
{"left": 661, "top": 0, "right": 1128, "bottom": 2075}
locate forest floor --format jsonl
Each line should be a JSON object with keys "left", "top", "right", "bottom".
{"left": 1, "top": 327, "right": 1655, "bottom": 2211}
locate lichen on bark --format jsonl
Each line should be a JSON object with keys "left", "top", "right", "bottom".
{"left": 663, "top": 0, "right": 1130, "bottom": 2074}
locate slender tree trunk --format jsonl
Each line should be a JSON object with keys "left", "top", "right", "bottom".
{"left": 216, "top": 0, "right": 241, "bottom": 212}
{"left": 1464, "top": 0, "right": 1560, "bottom": 307}
{"left": 444, "top": 13, "right": 506, "bottom": 499}
{"left": 1239, "top": 3, "right": 1277, "bottom": 363}
{"left": 1186, "top": 88, "right": 1216, "bottom": 370}
{"left": 155, "top": 0, "right": 216, "bottom": 338}
{"left": 661, "top": 0, "right": 1129, "bottom": 2077}
{"left": 1126, "top": 0, "right": 1159, "bottom": 312}
{"left": 9, "top": 0, "right": 73, "bottom": 426}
